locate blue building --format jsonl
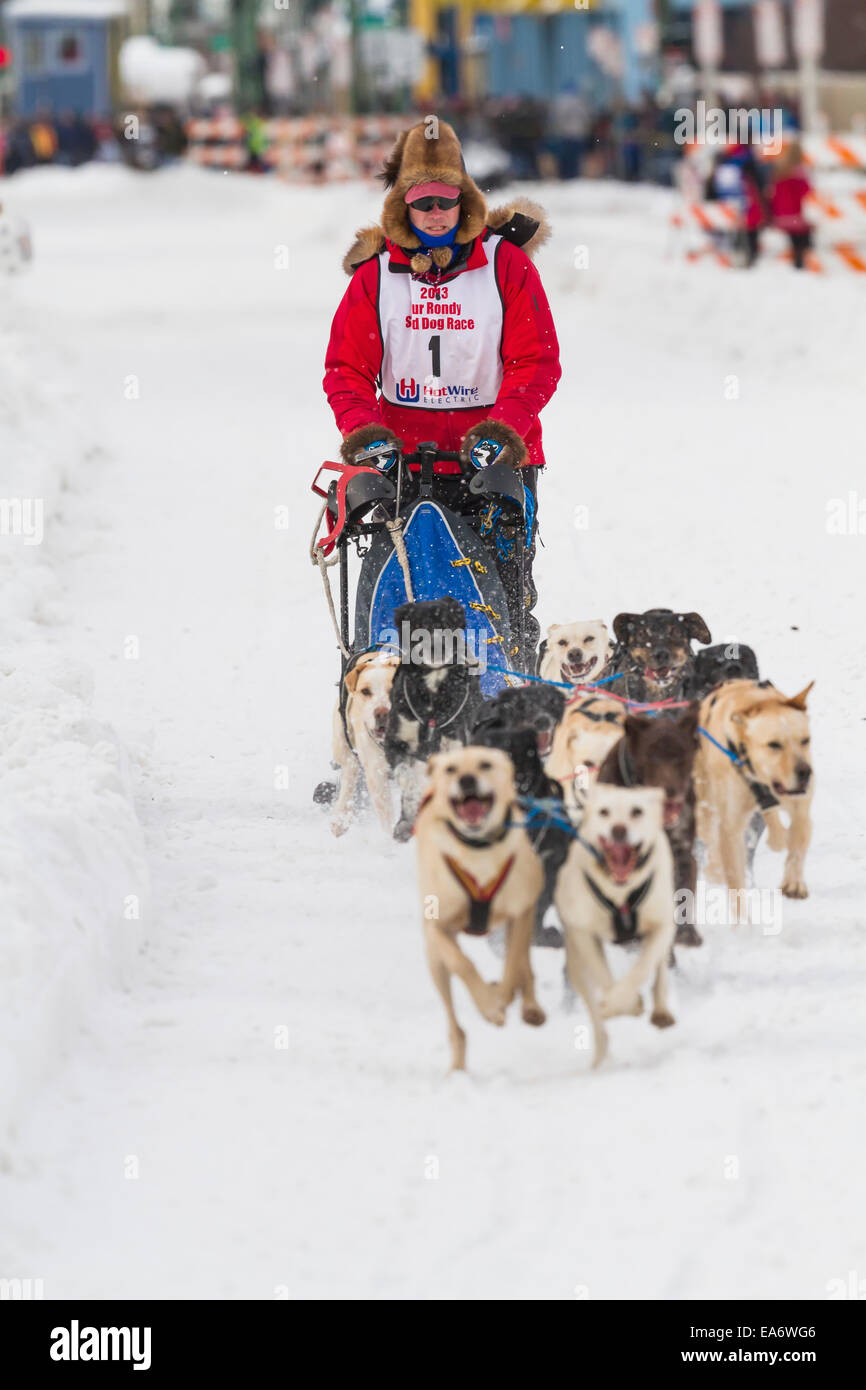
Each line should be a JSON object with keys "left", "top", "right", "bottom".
{"left": 471, "top": 0, "right": 659, "bottom": 106}
{"left": 5, "top": 0, "right": 129, "bottom": 117}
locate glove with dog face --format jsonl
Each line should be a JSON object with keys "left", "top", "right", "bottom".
{"left": 340, "top": 424, "right": 403, "bottom": 472}
{"left": 460, "top": 419, "right": 527, "bottom": 472}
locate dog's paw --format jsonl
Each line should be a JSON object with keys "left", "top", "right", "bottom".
{"left": 330, "top": 816, "right": 349, "bottom": 838}
{"left": 781, "top": 878, "right": 808, "bottom": 899}
{"left": 480, "top": 984, "right": 507, "bottom": 1026}
{"left": 521, "top": 1002, "right": 546, "bottom": 1027}
{"left": 676, "top": 924, "right": 703, "bottom": 948}
{"left": 650, "top": 1008, "right": 676, "bottom": 1029}
{"left": 392, "top": 818, "right": 413, "bottom": 844}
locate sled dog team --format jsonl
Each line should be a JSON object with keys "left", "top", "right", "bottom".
{"left": 326, "top": 604, "right": 815, "bottom": 1071}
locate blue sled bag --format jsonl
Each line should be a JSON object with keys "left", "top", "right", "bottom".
{"left": 353, "top": 498, "right": 513, "bottom": 697}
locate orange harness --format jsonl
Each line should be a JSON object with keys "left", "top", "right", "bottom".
{"left": 442, "top": 853, "right": 515, "bottom": 935}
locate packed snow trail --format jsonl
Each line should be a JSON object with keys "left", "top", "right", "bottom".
{"left": 2, "top": 165, "right": 865, "bottom": 1299}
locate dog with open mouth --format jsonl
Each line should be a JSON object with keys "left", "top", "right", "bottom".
{"left": 610, "top": 609, "right": 711, "bottom": 703}
{"left": 415, "top": 746, "right": 546, "bottom": 1071}
{"left": 555, "top": 784, "right": 676, "bottom": 1068}
{"left": 385, "top": 597, "right": 484, "bottom": 842}
{"left": 597, "top": 706, "right": 703, "bottom": 946}
{"left": 470, "top": 682, "right": 566, "bottom": 762}
{"left": 538, "top": 620, "right": 615, "bottom": 687}
{"left": 545, "top": 693, "right": 627, "bottom": 815}
{"left": 695, "top": 678, "right": 815, "bottom": 906}
{"left": 330, "top": 648, "right": 400, "bottom": 836}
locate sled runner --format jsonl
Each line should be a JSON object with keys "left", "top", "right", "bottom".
{"left": 311, "top": 441, "right": 532, "bottom": 696}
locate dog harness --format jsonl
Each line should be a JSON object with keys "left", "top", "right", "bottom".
{"left": 567, "top": 694, "right": 623, "bottom": 723}
{"left": 582, "top": 864, "right": 655, "bottom": 945}
{"left": 403, "top": 680, "right": 470, "bottom": 732}
{"left": 617, "top": 738, "right": 637, "bottom": 786}
{"left": 724, "top": 738, "right": 780, "bottom": 811}
{"left": 440, "top": 812, "right": 516, "bottom": 934}
{"left": 443, "top": 852, "right": 516, "bottom": 935}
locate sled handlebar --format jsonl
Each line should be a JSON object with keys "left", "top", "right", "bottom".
{"left": 401, "top": 445, "right": 462, "bottom": 465}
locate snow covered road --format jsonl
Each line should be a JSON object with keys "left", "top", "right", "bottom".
{"left": 2, "top": 164, "right": 864, "bottom": 1299}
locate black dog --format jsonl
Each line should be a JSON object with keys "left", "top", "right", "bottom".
{"left": 470, "top": 682, "right": 566, "bottom": 759}
{"left": 598, "top": 706, "right": 703, "bottom": 947}
{"left": 610, "top": 608, "right": 711, "bottom": 703}
{"left": 470, "top": 683, "right": 570, "bottom": 940}
{"left": 385, "top": 597, "right": 483, "bottom": 841}
{"left": 685, "top": 642, "right": 760, "bottom": 701}
{"left": 469, "top": 717, "right": 571, "bottom": 948}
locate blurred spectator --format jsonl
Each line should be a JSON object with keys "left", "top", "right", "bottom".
{"left": 584, "top": 109, "right": 614, "bottom": 178}
{"left": 706, "top": 142, "right": 769, "bottom": 267}
{"left": 769, "top": 141, "right": 814, "bottom": 270}
{"left": 153, "top": 106, "right": 188, "bottom": 162}
{"left": 3, "top": 120, "right": 36, "bottom": 176}
{"left": 118, "top": 109, "right": 159, "bottom": 171}
{"left": 93, "top": 115, "right": 122, "bottom": 163}
{"left": 29, "top": 109, "right": 59, "bottom": 164}
{"left": 499, "top": 95, "right": 547, "bottom": 180}
{"left": 617, "top": 104, "right": 642, "bottom": 181}
{"left": 551, "top": 83, "right": 589, "bottom": 180}
{"left": 56, "top": 111, "right": 97, "bottom": 167}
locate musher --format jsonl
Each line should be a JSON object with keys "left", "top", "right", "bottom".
{"left": 322, "top": 117, "right": 561, "bottom": 665}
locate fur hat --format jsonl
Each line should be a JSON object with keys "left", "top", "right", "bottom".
{"left": 380, "top": 119, "right": 487, "bottom": 273}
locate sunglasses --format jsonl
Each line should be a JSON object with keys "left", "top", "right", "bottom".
{"left": 408, "top": 194, "right": 461, "bottom": 212}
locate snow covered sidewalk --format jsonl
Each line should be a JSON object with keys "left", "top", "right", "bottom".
{"left": 0, "top": 288, "right": 147, "bottom": 1136}
{"left": 0, "top": 165, "right": 864, "bottom": 1300}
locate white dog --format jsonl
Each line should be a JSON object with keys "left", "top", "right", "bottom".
{"left": 538, "top": 621, "right": 614, "bottom": 686}
{"left": 331, "top": 650, "right": 399, "bottom": 835}
{"left": 555, "top": 784, "right": 675, "bottom": 1067}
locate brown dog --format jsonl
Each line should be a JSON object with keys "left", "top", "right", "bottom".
{"left": 415, "top": 746, "right": 546, "bottom": 1071}
{"left": 598, "top": 706, "right": 703, "bottom": 945}
{"left": 695, "top": 679, "right": 814, "bottom": 905}
{"left": 331, "top": 650, "right": 400, "bottom": 835}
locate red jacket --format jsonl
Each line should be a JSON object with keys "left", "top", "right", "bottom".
{"left": 323, "top": 230, "right": 561, "bottom": 473}
{"left": 771, "top": 171, "right": 812, "bottom": 235}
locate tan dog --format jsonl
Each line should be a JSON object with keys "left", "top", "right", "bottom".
{"left": 331, "top": 651, "right": 400, "bottom": 836}
{"left": 538, "top": 620, "right": 614, "bottom": 686}
{"left": 546, "top": 694, "right": 626, "bottom": 813}
{"left": 556, "top": 784, "right": 676, "bottom": 1068}
{"left": 695, "top": 679, "right": 814, "bottom": 902}
{"left": 415, "top": 746, "right": 546, "bottom": 1071}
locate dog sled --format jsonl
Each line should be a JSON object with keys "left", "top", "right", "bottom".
{"left": 309, "top": 439, "right": 533, "bottom": 695}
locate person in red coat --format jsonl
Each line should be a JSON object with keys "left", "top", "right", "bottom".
{"left": 769, "top": 141, "right": 813, "bottom": 270}
{"left": 323, "top": 118, "right": 561, "bottom": 659}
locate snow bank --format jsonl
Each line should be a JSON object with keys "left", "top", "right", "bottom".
{"left": 0, "top": 295, "right": 148, "bottom": 1136}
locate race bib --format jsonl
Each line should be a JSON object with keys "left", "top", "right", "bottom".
{"left": 377, "top": 237, "right": 504, "bottom": 411}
